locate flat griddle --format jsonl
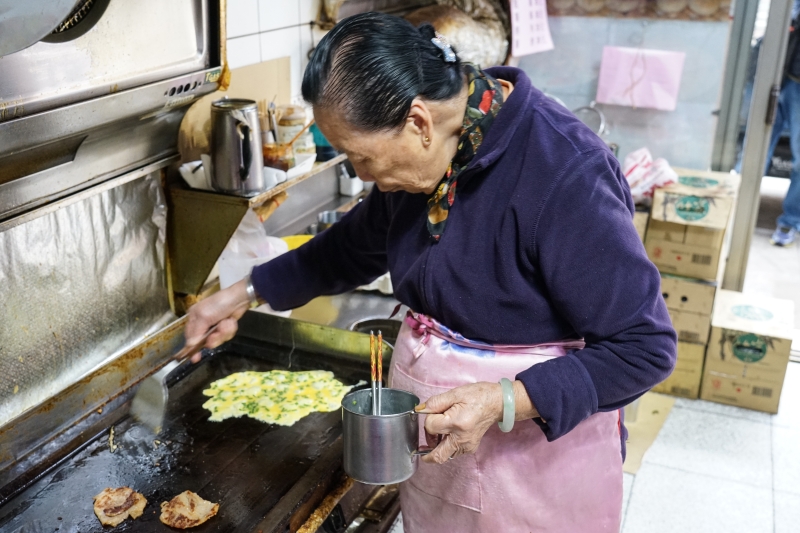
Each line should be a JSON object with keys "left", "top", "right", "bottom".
{"left": 0, "top": 313, "right": 384, "bottom": 533}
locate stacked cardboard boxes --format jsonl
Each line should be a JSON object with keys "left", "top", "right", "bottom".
{"left": 700, "top": 290, "right": 795, "bottom": 413}
{"left": 652, "top": 275, "right": 716, "bottom": 398}
{"left": 645, "top": 169, "right": 740, "bottom": 282}
{"left": 643, "top": 169, "right": 741, "bottom": 399}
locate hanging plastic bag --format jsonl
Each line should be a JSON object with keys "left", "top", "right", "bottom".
{"left": 623, "top": 147, "right": 677, "bottom": 205}
{"left": 218, "top": 209, "right": 290, "bottom": 316}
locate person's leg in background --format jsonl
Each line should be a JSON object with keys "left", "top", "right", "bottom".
{"left": 736, "top": 77, "right": 784, "bottom": 176}
{"left": 773, "top": 78, "right": 800, "bottom": 245}
{"left": 762, "top": 84, "right": 786, "bottom": 175}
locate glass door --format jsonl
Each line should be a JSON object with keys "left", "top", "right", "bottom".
{"left": 713, "top": 0, "right": 794, "bottom": 291}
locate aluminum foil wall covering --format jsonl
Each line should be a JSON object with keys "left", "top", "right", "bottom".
{"left": 0, "top": 173, "right": 173, "bottom": 426}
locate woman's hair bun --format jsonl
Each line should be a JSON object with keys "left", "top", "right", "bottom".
{"left": 417, "top": 23, "right": 436, "bottom": 41}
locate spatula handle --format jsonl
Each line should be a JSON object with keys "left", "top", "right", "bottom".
{"left": 174, "top": 324, "right": 219, "bottom": 362}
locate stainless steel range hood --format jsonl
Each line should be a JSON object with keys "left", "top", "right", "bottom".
{"left": 0, "top": 0, "right": 224, "bottom": 221}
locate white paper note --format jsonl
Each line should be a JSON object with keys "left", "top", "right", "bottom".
{"left": 510, "top": 0, "right": 554, "bottom": 57}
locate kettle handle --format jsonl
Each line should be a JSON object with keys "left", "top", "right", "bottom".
{"left": 237, "top": 122, "right": 253, "bottom": 181}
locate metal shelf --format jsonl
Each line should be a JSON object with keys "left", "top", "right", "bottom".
{"left": 167, "top": 154, "right": 347, "bottom": 297}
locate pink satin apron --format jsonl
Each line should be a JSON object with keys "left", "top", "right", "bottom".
{"left": 387, "top": 312, "right": 623, "bottom": 533}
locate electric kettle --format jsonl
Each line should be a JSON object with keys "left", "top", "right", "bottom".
{"left": 209, "top": 98, "right": 266, "bottom": 196}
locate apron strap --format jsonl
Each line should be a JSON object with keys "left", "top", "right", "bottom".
{"left": 404, "top": 311, "right": 586, "bottom": 355}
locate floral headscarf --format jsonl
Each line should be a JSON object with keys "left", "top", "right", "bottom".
{"left": 427, "top": 64, "right": 505, "bottom": 241}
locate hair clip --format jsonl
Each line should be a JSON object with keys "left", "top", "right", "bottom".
{"left": 431, "top": 32, "right": 457, "bottom": 63}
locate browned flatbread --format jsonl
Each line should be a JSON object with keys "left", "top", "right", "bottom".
{"left": 93, "top": 487, "right": 147, "bottom": 527}
{"left": 160, "top": 491, "right": 219, "bottom": 529}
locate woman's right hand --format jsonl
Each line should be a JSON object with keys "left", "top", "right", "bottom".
{"left": 184, "top": 278, "right": 252, "bottom": 362}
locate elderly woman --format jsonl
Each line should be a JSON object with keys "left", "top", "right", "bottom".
{"left": 186, "top": 12, "right": 676, "bottom": 532}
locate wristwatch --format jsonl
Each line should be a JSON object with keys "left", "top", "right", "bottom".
{"left": 245, "top": 273, "right": 265, "bottom": 309}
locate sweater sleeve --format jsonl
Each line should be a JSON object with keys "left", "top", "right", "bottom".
{"left": 516, "top": 148, "right": 677, "bottom": 441}
{"left": 251, "top": 187, "right": 392, "bottom": 311}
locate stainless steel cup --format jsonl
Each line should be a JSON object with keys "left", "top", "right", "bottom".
{"left": 209, "top": 98, "right": 266, "bottom": 196}
{"left": 342, "top": 388, "right": 430, "bottom": 485}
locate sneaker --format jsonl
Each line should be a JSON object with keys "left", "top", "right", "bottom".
{"left": 770, "top": 225, "right": 797, "bottom": 246}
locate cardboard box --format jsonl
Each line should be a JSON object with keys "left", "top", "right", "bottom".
{"left": 668, "top": 308, "right": 711, "bottom": 344}
{"left": 652, "top": 342, "right": 706, "bottom": 399}
{"left": 700, "top": 374, "right": 784, "bottom": 413}
{"left": 633, "top": 211, "right": 649, "bottom": 243}
{"left": 646, "top": 168, "right": 740, "bottom": 281}
{"left": 645, "top": 235, "right": 724, "bottom": 281}
{"left": 700, "top": 290, "right": 795, "bottom": 413}
{"left": 670, "top": 167, "right": 742, "bottom": 198}
{"left": 660, "top": 275, "right": 716, "bottom": 315}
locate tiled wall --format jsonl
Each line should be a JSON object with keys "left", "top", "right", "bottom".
{"left": 519, "top": 17, "right": 731, "bottom": 170}
{"left": 226, "top": 0, "right": 321, "bottom": 102}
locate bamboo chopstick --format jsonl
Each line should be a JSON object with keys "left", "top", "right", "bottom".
{"left": 370, "top": 331, "right": 377, "bottom": 416}
{"left": 377, "top": 330, "right": 383, "bottom": 416}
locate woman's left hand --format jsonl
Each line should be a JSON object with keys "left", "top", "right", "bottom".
{"left": 415, "top": 382, "right": 504, "bottom": 464}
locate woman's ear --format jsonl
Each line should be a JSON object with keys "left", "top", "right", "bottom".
{"left": 406, "top": 98, "right": 434, "bottom": 145}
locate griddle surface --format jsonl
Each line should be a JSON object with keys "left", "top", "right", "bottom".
{"left": 0, "top": 345, "right": 364, "bottom": 532}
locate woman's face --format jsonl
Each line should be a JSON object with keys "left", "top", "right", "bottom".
{"left": 314, "top": 95, "right": 466, "bottom": 195}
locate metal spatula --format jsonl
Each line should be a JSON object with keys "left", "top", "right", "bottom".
{"left": 130, "top": 325, "right": 217, "bottom": 433}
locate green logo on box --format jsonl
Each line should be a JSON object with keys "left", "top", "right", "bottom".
{"left": 679, "top": 176, "right": 719, "bottom": 188}
{"left": 732, "top": 333, "right": 768, "bottom": 363}
{"left": 674, "top": 195, "right": 710, "bottom": 221}
{"left": 732, "top": 305, "right": 774, "bottom": 321}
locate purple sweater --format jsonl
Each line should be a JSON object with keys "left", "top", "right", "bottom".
{"left": 253, "top": 67, "right": 677, "bottom": 454}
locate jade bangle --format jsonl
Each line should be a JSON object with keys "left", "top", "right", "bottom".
{"left": 498, "top": 378, "right": 515, "bottom": 433}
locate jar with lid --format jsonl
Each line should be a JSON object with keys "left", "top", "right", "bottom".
{"left": 277, "top": 105, "right": 315, "bottom": 154}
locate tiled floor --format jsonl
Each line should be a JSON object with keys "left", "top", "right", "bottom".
{"left": 620, "top": 362, "right": 800, "bottom": 533}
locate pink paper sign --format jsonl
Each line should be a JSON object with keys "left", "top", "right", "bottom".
{"left": 596, "top": 46, "right": 686, "bottom": 111}
{"left": 510, "top": 0, "right": 554, "bottom": 57}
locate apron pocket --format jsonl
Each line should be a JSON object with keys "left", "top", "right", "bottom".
{"left": 390, "top": 364, "right": 482, "bottom": 513}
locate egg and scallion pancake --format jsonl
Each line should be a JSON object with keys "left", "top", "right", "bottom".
{"left": 202, "top": 370, "right": 354, "bottom": 426}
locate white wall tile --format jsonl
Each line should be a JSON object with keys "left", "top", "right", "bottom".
{"left": 300, "top": 0, "right": 321, "bottom": 21}
{"left": 260, "top": 26, "right": 304, "bottom": 97}
{"left": 298, "top": 19, "right": 315, "bottom": 95}
{"left": 259, "top": 0, "right": 300, "bottom": 32}
{"left": 227, "top": 35, "right": 262, "bottom": 69}
{"left": 227, "top": 0, "right": 259, "bottom": 38}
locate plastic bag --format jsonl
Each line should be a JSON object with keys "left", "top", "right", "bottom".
{"left": 623, "top": 147, "right": 677, "bottom": 205}
{"left": 218, "top": 209, "right": 290, "bottom": 316}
